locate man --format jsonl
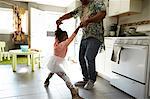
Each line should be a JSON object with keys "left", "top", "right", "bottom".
{"left": 56, "top": 0, "right": 106, "bottom": 90}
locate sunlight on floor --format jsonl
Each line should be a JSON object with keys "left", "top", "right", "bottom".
{"left": 17, "top": 66, "right": 29, "bottom": 73}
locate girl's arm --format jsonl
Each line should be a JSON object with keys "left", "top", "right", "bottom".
{"left": 54, "top": 38, "right": 59, "bottom": 47}
{"left": 65, "top": 26, "right": 81, "bottom": 46}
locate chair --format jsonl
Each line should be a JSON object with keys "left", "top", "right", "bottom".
{"left": 30, "top": 49, "right": 42, "bottom": 69}
{"left": 34, "top": 51, "right": 41, "bottom": 68}
{"left": 0, "top": 41, "right": 10, "bottom": 61}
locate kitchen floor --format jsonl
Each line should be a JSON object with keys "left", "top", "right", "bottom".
{"left": 0, "top": 62, "right": 134, "bottom": 99}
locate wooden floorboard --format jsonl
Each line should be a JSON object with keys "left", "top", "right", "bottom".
{"left": 0, "top": 63, "right": 134, "bottom": 99}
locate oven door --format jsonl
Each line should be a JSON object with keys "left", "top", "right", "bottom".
{"left": 112, "top": 44, "right": 148, "bottom": 84}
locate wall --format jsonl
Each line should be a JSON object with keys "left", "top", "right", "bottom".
{"left": 0, "top": 0, "right": 28, "bottom": 9}
{"left": 0, "top": 34, "right": 28, "bottom": 51}
{"left": 28, "top": 3, "right": 66, "bottom": 13}
{"left": 66, "top": 0, "right": 81, "bottom": 12}
{"left": 0, "top": 34, "right": 13, "bottom": 51}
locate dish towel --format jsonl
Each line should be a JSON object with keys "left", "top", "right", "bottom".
{"left": 111, "top": 45, "right": 122, "bottom": 64}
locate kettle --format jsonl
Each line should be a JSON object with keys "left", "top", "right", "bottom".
{"left": 129, "top": 27, "right": 136, "bottom": 34}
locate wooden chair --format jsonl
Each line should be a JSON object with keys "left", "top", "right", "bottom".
{"left": 0, "top": 41, "right": 10, "bottom": 61}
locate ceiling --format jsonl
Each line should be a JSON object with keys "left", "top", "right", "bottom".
{"left": 13, "top": 0, "right": 76, "bottom": 7}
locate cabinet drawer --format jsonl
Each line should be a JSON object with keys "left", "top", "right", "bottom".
{"left": 104, "top": 38, "right": 116, "bottom": 47}
{"left": 110, "top": 73, "right": 145, "bottom": 99}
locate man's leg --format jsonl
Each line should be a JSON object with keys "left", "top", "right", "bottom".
{"left": 84, "top": 38, "right": 101, "bottom": 89}
{"left": 75, "top": 39, "right": 88, "bottom": 86}
{"left": 79, "top": 39, "right": 89, "bottom": 81}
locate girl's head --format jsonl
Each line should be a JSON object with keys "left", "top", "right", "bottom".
{"left": 55, "top": 28, "right": 68, "bottom": 43}
{"left": 80, "top": 0, "right": 90, "bottom": 5}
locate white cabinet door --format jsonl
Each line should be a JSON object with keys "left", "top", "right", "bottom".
{"left": 96, "top": 37, "right": 116, "bottom": 81}
{"left": 109, "top": 0, "right": 142, "bottom": 17}
{"left": 119, "top": 0, "right": 130, "bottom": 14}
{"left": 110, "top": 73, "right": 145, "bottom": 99}
{"left": 105, "top": 47, "right": 113, "bottom": 76}
{"left": 120, "top": 0, "right": 142, "bottom": 14}
{"left": 108, "top": 0, "right": 120, "bottom": 16}
{"left": 96, "top": 50, "right": 105, "bottom": 74}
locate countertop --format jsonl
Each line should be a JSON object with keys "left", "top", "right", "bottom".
{"left": 105, "top": 36, "right": 150, "bottom": 40}
{"left": 104, "top": 36, "right": 150, "bottom": 45}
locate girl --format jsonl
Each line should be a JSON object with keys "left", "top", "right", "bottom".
{"left": 44, "top": 26, "right": 83, "bottom": 99}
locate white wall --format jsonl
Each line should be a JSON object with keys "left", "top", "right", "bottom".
{"left": 66, "top": 0, "right": 81, "bottom": 12}
{"left": 28, "top": 3, "right": 66, "bottom": 13}
{"left": 0, "top": 8, "right": 13, "bottom": 34}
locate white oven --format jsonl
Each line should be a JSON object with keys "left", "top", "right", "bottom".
{"left": 110, "top": 37, "right": 150, "bottom": 99}
{"left": 112, "top": 44, "right": 148, "bottom": 83}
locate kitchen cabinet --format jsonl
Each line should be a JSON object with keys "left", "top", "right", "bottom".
{"left": 96, "top": 37, "right": 117, "bottom": 81}
{"left": 96, "top": 49, "right": 105, "bottom": 75}
{"left": 109, "top": 0, "right": 142, "bottom": 17}
{"left": 103, "top": 37, "right": 116, "bottom": 80}
{"left": 108, "top": 0, "right": 120, "bottom": 17}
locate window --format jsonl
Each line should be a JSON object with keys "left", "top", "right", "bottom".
{"left": 0, "top": 8, "right": 13, "bottom": 33}
{"left": 0, "top": 7, "right": 27, "bottom": 34}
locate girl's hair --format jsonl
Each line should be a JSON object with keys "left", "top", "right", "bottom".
{"left": 55, "top": 28, "right": 68, "bottom": 43}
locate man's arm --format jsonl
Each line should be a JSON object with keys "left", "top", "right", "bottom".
{"left": 56, "top": 12, "right": 73, "bottom": 26}
{"left": 87, "top": 11, "right": 106, "bottom": 23}
{"left": 80, "top": 11, "right": 106, "bottom": 27}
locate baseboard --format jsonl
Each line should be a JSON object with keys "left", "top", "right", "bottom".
{"left": 97, "top": 72, "right": 111, "bottom": 81}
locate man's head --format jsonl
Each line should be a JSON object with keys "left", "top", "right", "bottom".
{"left": 80, "top": 0, "right": 90, "bottom": 5}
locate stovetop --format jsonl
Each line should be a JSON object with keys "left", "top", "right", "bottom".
{"left": 105, "top": 36, "right": 150, "bottom": 45}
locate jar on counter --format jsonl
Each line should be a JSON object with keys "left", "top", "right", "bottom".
{"left": 109, "top": 31, "right": 116, "bottom": 37}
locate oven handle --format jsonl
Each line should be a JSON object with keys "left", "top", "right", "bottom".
{"left": 114, "top": 44, "right": 148, "bottom": 50}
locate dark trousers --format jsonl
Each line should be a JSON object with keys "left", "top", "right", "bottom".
{"left": 79, "top": 37, "right": 101, "bottom": 82}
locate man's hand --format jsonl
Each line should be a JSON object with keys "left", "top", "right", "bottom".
{"left": 56, "top": 18, "right": 63, "bottom": 26}
{"left": 80, "top": 20, "right": 89, "bottom": 27}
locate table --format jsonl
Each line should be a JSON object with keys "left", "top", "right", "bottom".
{"left": 9, "top": 49, "right": 40, "bottom": 72}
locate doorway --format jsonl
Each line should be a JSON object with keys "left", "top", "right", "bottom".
{"left": 30, "top": 8, "right": 79, "bottom": 67}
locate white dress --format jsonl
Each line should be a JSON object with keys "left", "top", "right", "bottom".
{"left": 47, "top": 31, "right": 77, "bottom": 73}
{"left": 47, "top": 55, "right": 66, "bottom": 73}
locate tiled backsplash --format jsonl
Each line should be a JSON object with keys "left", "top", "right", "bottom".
{"left": 136, "top": 24, "right": 150, "bottom": 32}
{"left": 121, "top": 20, "right": 150, "bottom": 27}
{"left": 121, "top": 20, "right": 150, "bottom": 33}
